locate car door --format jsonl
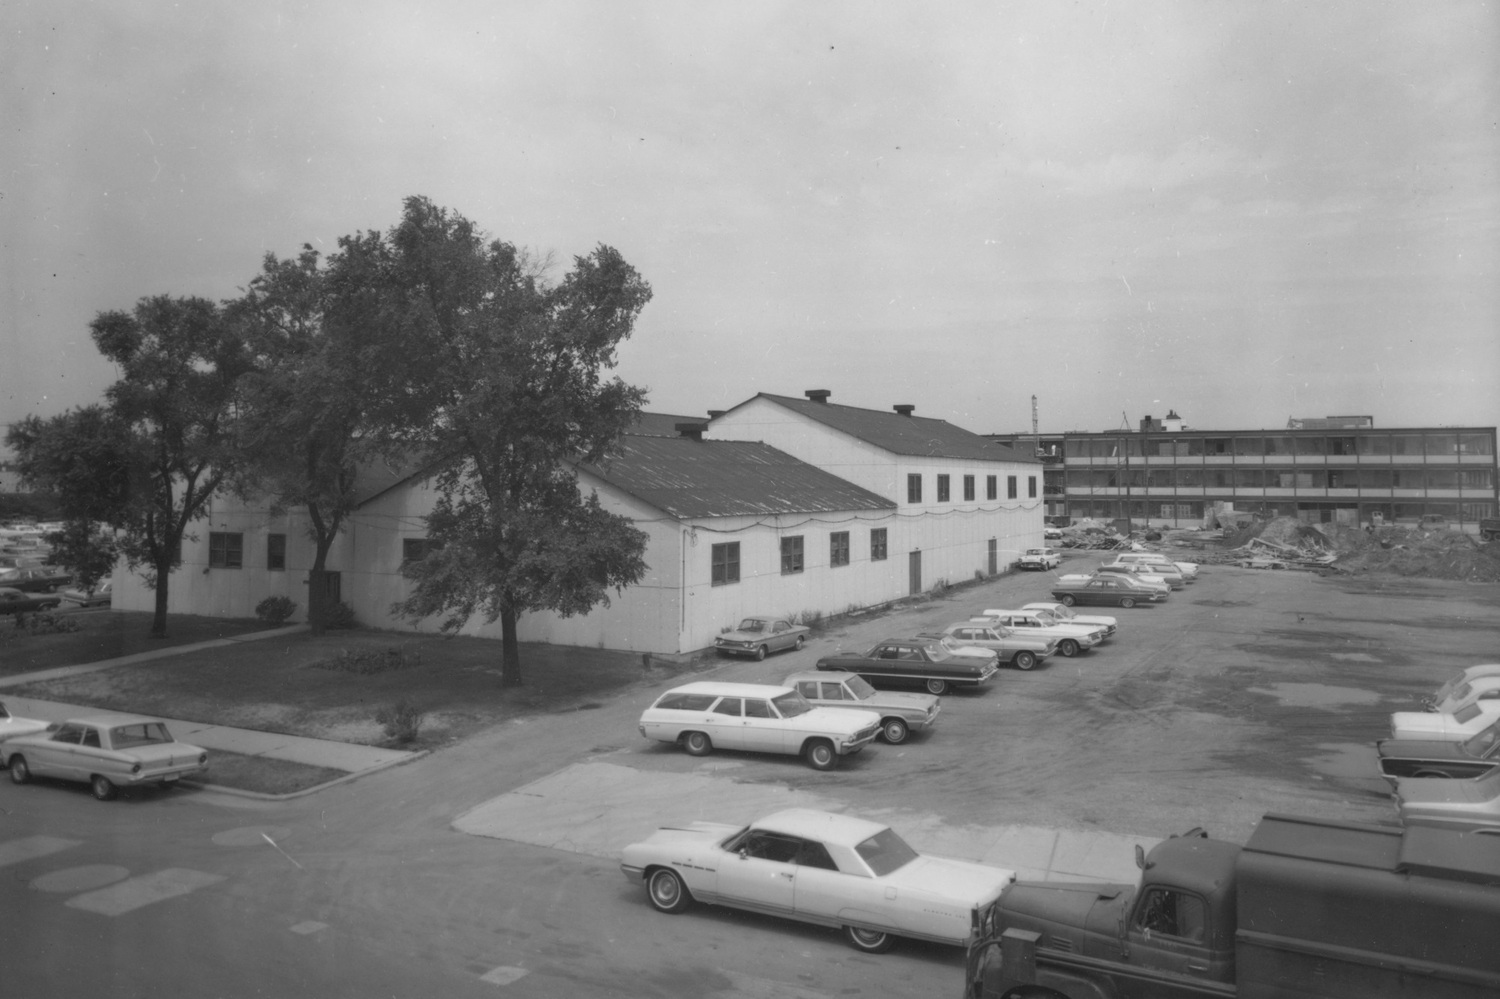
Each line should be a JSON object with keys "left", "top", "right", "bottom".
{"left": 791, "top": 838, "right": 897, "bottom": 931}
{"left": 717, "top": 830, "right": 798, "bottom": 916}
{"left": 30, "top": 723, "right": 87, "bottom": 779}
{"left": 707, "top": 696, "right": 746, "bottom": 750}
{"left": 740, "top": 697, "right": 790, "bottom": 754}
{"left": 769, "top": 620, "right": 794, "bottom": 652}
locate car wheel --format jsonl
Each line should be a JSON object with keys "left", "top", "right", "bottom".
{"left": 880, "top": 718, "right": 909, "bottom": 744}
{"left": 925, "top": 678, "right": 949, "bottom": 696}
{"left": 646, "top": 868, "right": 692, "bottom": 914}
{"left": 754, "top": 645, "right": 767, "bottom": 661}
{"left": 1059, "top": 594, "right": 1076, "bottom": 606}
{"left": 1013, "top": 650, "right": 1037, "bottom": 671}
{"left": 794, "top": 635, "right": 805, "bottom": 650}
{"left": 1120, "top": 596, "right": 1136, "bottom": 609}
{"left": 682, "top": 731, "right": 713, "bottom": 757}
{"left": 843, "top": 925, "right": 895, "bottom": 954}
{"left": 91, "top": 775, "right": 118, "bottom": 801}
{"left": 8, "top": 755, "right": 30, "bottom": 784}
{"left": 1058, "top": 639, "right": 1079, "bottom": 658}
{"left": 805, "top": 740, "right": 838, "bottom": 771}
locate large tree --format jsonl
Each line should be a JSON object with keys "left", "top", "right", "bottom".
{"left": 227, "top": 245, "right": 391, "bottom": 630}
{"left": 360, "top": 196, "right": 653, "bottom": 686}
{"left": 17, "top": 296, "right": 250, "bottom": 638}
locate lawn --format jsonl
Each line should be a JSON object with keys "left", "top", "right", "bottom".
{"left": 1, "top": 610, "right": 277, "bottom": 676}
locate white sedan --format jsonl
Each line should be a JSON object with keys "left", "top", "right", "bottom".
{"left": 1391, "top": 701, "right": 1500, "bottom": 742}
{"left": 979, "top": 609, "right": 1106, "bottom": 657}
{"left": 620, "top": 807, "right": 1016, "bottom": 953}
{"left": 1020, "top": 601, "right": 1118, "bottom": 639}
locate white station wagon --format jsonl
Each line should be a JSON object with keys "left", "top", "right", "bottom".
{"left": 620, "top": 807, "right": 1016, "bottom": 953}
{"left": 639, "top": 682, "right": 880, "bottom": 770}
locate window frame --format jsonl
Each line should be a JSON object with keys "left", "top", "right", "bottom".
{"left": 266, "top": 533, "right": 286, "bottom": 571}
{"left": 986, "top": 475, "right": 998, "bottom": 500}
{"left": 780, "top": 535, "right": 805, "bottom": 575}
{"left": 1027, "top": 475, "right": 1037, "bottom": 499}
{"left": 711, "top": 542, "right": 740, "bottom": 586}
{"left": 963, "top": 475, "right": 976, "bottom": 501}
{"left": 937, "top": 474, "right": 951, "bottom": 502}
{"left": 907, "top": 473, "right": 922, "bottom": 504}
{"left": 1007, "top": 476, "right": 1018, "bottom": 500}
{"left": 829, "top": 531, "right": 850, "bottom": 568}
{"left": 870, "top": 527, "right": 887, "bottom": 562}
{"left": 208, "top": 532, "right": 244, "bottom": 569}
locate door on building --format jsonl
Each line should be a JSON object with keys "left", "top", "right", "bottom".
{"left": 988, "top": 539, "right": 998, "bottom": 576}
{"left": 909, "top": 550, "right": 922, "bottom": 595}
{"left": 308, "top": 569, "right": 342, "bottom": 625}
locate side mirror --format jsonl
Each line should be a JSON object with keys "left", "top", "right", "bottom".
{"left": 1134, "top": 844, "right": 1149, "bottom": 870}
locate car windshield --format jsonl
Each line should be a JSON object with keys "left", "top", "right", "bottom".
{"left": 1451, "top": 682, "right": 1473, "bottom": 704}
{"left": 855, "top": 827, "right": 920, "bottom": 877}
{"left": 736, "top": 618, "right": 768, "bottom": 634}
{"left": 924, "top": 640, "right": 959, "bottom": 661}
{"left": 846, "top": 675, "right": 877, "bottom": 699}
{"left": 772, "top": 690, "right": 812, "bottom": 718}
{"left": 1465, "top": 723, "right": 1500, "bottom": 757}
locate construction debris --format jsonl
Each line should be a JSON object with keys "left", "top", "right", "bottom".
{"left": 1207, "top": 517, "right": 1500, "bottom": 581}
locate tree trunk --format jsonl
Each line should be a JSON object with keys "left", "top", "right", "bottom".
{"left": 307, "top": 540, "right": 334, "bottom": 633}
{"left": 499, "top": 603, "right": 523, "bottom": 687}
{"left": 150, "top": 554, "right": 171, "bottom": 639}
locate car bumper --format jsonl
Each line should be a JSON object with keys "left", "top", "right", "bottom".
{"left": 126, "top": 762, "right": 209, "bottom": 786}
{"left": 714, "top": 642, "right": 761, "bottom": 657}
{"left": 620, "top": 863, "right": 645, "bottom": 882}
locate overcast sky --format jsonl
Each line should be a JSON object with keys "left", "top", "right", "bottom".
{"left": 5, "top": 1, "right": 1497, "bottom": 444}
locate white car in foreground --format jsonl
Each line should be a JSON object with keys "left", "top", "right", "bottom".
{"left": 638, "top": 682, "right": 880, "bottom": 770}
{"left": 1391, "top": 701, "right": 1500, "bottom": 742}
{"left": 620, "top": 807, "right": 1016, "bottom": 953}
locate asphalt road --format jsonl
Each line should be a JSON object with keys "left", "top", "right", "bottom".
{"left": 3, "top": 547, "right": 1496, "bottom": 997}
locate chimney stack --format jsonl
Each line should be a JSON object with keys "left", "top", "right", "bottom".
{"left": 707, "top": 410, "right": 725, "bottom": 419}
{"left": 804, "top": 389, "right": 831, "bottom": 404}
{"left": 675, "top": 422, "right": 706, "bottom": 441}
{"left": 893, "top": 404, "right": 915, "bottom": 417}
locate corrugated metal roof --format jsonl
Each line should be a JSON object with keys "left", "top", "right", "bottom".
{"left": 579, "top": 434, "right": 896, "bottom": 519}
{"left": 631, "top": 411, "right": 707, "bottom": 437}
{"left": 743, "top": 393, "right": 1037, "bottom": 464}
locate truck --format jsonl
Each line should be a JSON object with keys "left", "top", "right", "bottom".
{"left": 964, "top": 813, "right": 1500, "bottom": 999}
{"left": 1480, "top": 518, "right": 1500, "bottom": 542}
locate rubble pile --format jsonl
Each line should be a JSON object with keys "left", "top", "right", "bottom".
{"left": 1214, "top": 517, "right": 1500, "bottom": 581}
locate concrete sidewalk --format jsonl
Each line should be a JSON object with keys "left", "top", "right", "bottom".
{"left": 0, "top": 624, "right": 420, "bottom": 781}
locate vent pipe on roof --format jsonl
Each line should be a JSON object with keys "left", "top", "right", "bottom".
{"left": 675, "top": 422, "right": 706, "bottom": 441}
{"left": 804, "top": 389, "right": 831, "bottom": 404}
{"left": 707, "top": 410, "right": 725, "bottom": 419}
{"left": 893, "top": 404, "right": 915, "bottom": 417}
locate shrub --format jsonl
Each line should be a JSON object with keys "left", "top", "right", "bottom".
{"left": 8, "top": 611, "right": 80, "bottom": 636}
{"left": 375, "top": 700, "right": 424, "bottom": 746}
{"left": 325, "top": 601, "right": 356, "bottom": 629}
{"left": 312, "top": 646, "right": 422, "bottom": 675}
{"left": 799, "top": 609, "right": 825, "bottom": 632}
{"left": 255, "top": 596, "right": 298, "bottom": 625}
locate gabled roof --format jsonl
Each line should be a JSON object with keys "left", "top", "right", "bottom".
{"left": 351, "top": 451, "right": 444, "bottom": 508}
{"left": 578, "top": 433, "right": 896, "bottom": 520}
{"left": 731, "top": 393, "right": 1036, "bottom": 464}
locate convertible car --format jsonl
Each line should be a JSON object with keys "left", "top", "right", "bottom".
{"left": 714, "top": 616, "right": 810, "bottom": 660}
{"left": 1377, "top": 720, "right": 1500, "bottom": 783}
{"left": 620, "top": 807, "right": 1016, "bottom": 953}
{"left": 816, "top": 638, "right": 999, "bottom": 695}
{"left": 3, "top": 715, "right": 208, "bottom": 800}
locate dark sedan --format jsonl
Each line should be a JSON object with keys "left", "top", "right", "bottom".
{"left": 816, "top": 638, "right": 999, "bottom": 696}
{"left": 1049, "top": 575, "right": 1164, "bottom": 608}
{"left": 1377, "top": 722, "right": 1500, "bottom": 784}
{"left": 0, "top": 565, "right": 71, "bottom": 593}
{"left": 0, "top": 587, "right": 63, "bottom": 617}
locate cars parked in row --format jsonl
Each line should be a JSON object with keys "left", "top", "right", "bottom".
{"left": 815, "top": 638, "right": 1000, "bottom": 695}
{"left": 1390, "top": 681, "right": 1500, "bottom": 741}
{"left": 1096, "top": 562, "right": 1178, "bottom": 591}
{"left": 1377, "top": 720, "right": 1500, "bottom": 783}
{"left": 0, "top": 586, "right": 62, "bottom": 617}
{"left": 714, "top": 616, "right": 809, "bottom": 660}
{"left": 977, "top": 609, "right": 1106, "bottom": 657}
{"left": 620, "top": 807, "right": 1016, "bottom": 954}
{"left": 1425, "top": 664, "right": 1500, "bottom": 710}
{"left": 1112, "top": 551, "right": 1200, "bottom": 581}
{"left": 1049, "top": 574, "right": 1165, "bottom": 608}
{"left": 3, "top": 716, "right": 209, "bottom": 801}
{"left": 928, "top": 622, "right": 1054, "bottom": 671}
{"left": 783, "top": 671, "right": 939, "bottom": 745}
{"left": 638, "top": 682, "right": 880, "bottom": 770}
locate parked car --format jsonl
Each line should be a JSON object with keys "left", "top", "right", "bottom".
{"left": 1390, "top": 700, "right": 1500, "bottom": 742}
{"left": 0, "top": 700, "right": 50, "bottom": 743}
{"left": 816, "top": 638, "right": 1000, "bottom": 695}
{"left": 1043, "top": 525, "right": 1064, "bottom": 540}
{"left": 1050, "top": 575, "right": 1164, "bottom": 608}
{"left": 1089, "top": 564, "right": 1172, "bottom": 595}
{"left": 1113, "top": 551, "right": 1200, "bottom": 580}
{"left": 1377, "top": 720, "right": 1500, "bottom": 783}
{"left": 1394, "top": 766, "right": 1500, "bottom": 831}
{"left": 1425, "top": 664, "right": 1500, "bottom": 710}
{"left": 1016, "top": 547, "right": 1062, "bottom": 571}
{"left": 0, "top": 565, "right": 71, "bottom": 593}
{"left": 1428, "top": 674, "right": 1500, "bottom": 716}
{"left": 927, "top": 622, "right": 1055, "bottom": 671}
{"left": 0, "top": 587, "right": 62, "bottom": 617}
{"left": 59, "top": 579, "right": 112, "bottom": 608}
{"left": 619, "top": 807, "right": 1016, "bottom": 953}
{"left": 637, "top": 682, "right": 879, "bottom": 770}
{"left": 0, "top": 555, "right": 45, "bottom": 571}
{"left": 975, "top": 609, "right": 1105, "bottom": 657}
{"left": 1101, "top": 559, "right": 1183, "bottom": 589}
{"left": 1020, "top": 601, "right": 1118, "bottom": 638}
{"left": 714, "top": 616, "right": 810, "bottom": 660}
{"left": 3, "top": 715, "right": 209, "bottom": 800}
{"left": 783, "top": 671, "right": 940, "bottom": 745}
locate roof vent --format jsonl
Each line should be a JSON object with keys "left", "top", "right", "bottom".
{"left": 674, "top": 422, "right": 707, "bottom": 441}
{"left": 707, "top": 410, "right": 725, "bottom": 419}
{"left": 804, "top": 389, "right": 831, "bottom": 404}
{"left": 893, "top": 404, "right": 915, "bottom": 417}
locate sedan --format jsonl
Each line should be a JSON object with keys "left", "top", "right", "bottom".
{"left": 638, "top": 682, "right": 879, "bottom": 770}
{"left": 816, "top": 638, "right": 1000, "bottom": 695}
{"left": 977, "top": 609, "right": 1105, "bottom": 657}
{"left": 1395, "top": 767, "right": 1500, "bottom": 832}
{"left": 928, "top": 622, "right": 1054, "bottom": 671}
{"left": 0, "top": 565, "right": 71, "bottom": 593}
{"left": 1016, "top": 547, "right": 1062, "bottom": 571}
{"left": 59, "top": 579, "right": 112, "bottom": 608}
{"left": 784, "top": 670, "right": 940, "bottom": 745}
{"left": 1050, "top": 575, "right": 1164, "bottom": 608}
{"left": 1377, "top": 721, "right": 1500, "bottom": 784}
{"left": 714, "top": 616, "right": 810, "bottom": 660}
{"left": 3, "top": 715, "right": 209, "bottom": 800}
{"left": 0, "top": 586, "right": 62, "bottom": 617}
{"left": 620, "top": 807, "right": 1016, "bottom": 953}
{"left": 1020, "top": 601, "right": 1118, "bottom": 638}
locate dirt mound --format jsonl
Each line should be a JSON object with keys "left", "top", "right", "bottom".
{"left": 1220, "top": 516, "right": 1333, "bottom": 551}
{"left": 1334, "top": 527, "right": 1500, "bottom": 583}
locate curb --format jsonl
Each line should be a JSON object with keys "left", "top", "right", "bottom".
{"left": 183, "top": 748, "right": 429, "bottom": 801}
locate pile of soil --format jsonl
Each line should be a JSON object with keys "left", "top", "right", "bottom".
{"left": 1218, "top": 516, "right": 1500, "bottom": 581}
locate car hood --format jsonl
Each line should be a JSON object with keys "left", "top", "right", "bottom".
{"left": 1391, "top": 710, "right": 1496, "bottom": 739}
{"left": 884, "top": 856, "right": 1015, "bottom": 906}
{"left": 631, "top": 821, "right": 740, "bottom": 852}
{"left": 0, "top": 718, "right": 50, "bottom": 740}
{"left": 1397, "top": 776, "right": 1500, "bottom": 806}
{"left": 858, "top": 690, "right": 940, "bottom": 712}
{"left": 718, "top": 629, "right": 778, "bottom": 642}
{"left": 797, "top": 707, "right": 881, "bottom": 734}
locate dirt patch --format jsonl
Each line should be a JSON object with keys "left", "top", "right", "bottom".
{"left": 0, "top": 612, "right": 279, "bottom": 676}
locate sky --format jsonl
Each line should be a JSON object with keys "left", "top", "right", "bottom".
{"left": 4, "top": 1, "right": 1498, "bottom": 447}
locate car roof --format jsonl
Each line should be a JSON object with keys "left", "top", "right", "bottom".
{"left": 785, "top": 670, "right": 858, "bottom": 683}
{"left": 751, "top": 807, "right": 891, "bottom": 847}
{"left": 59, "top": 714, "right": 171, "bottom": 729}
{"left": 663, "top": 681, "right": 800, "bottom": 697}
